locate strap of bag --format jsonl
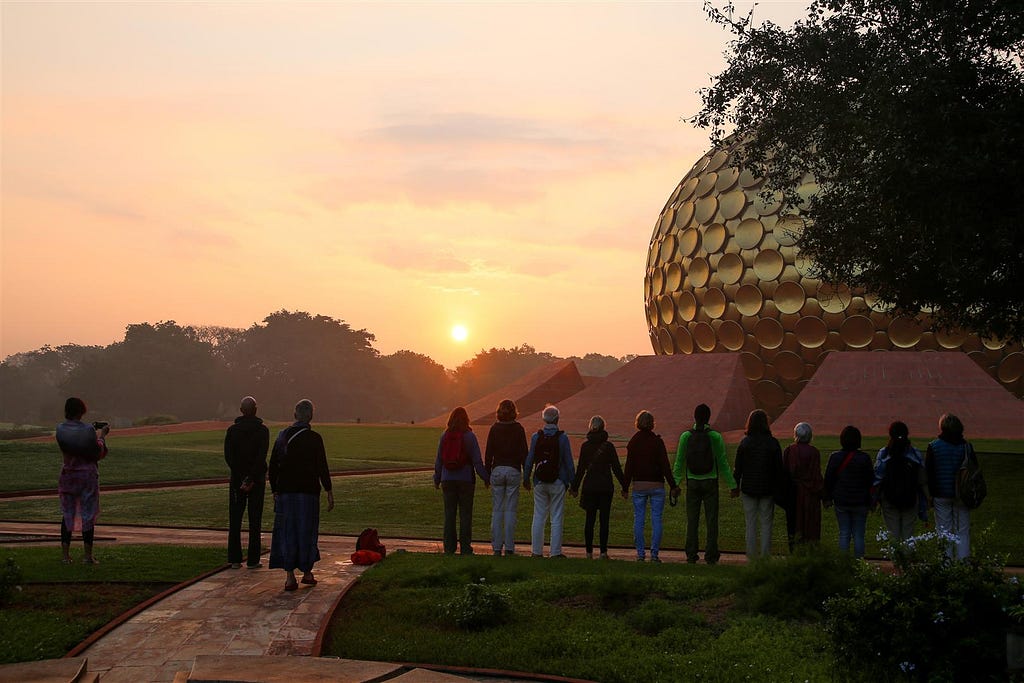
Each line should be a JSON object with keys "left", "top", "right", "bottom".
{"left": 837, "top": 451, "right": 856, "bottom": 475}
{"left": 287, "top": 427, "right": 309, "bottom": 445}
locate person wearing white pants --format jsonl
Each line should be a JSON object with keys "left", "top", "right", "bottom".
{"left": 732, "top": 409, "right": 784, "bottom": 561}
{"left": 523, "top": 405, "right": 575, "bottom": 558}
{"left": 925, "top": 414, "right": 974, "bottom": 560}
{"left": 484, "top": 399, "right": 528, "bottom": 556}
{"left": 741, "top": 493, "right": 775, "bottom": 558}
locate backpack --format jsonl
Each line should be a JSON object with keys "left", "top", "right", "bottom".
{"left": 533, "top": 430, "right": 563, "bottom": 483}
{"left": 356, "top": 527, "right": 387, "bottom": 558}
{"left": 881, "top": 450, "right": 920, "bottom": 509}
{"left": 441, "top": 430, "right": 466, "bottom": 470}
{"left": 956, "top": 444, "right": 986, "bottom": 510}
{"left": 686, "top": 428, "right": 714, "bottom": 475}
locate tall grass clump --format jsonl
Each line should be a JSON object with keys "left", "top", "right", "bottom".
{"left": 735, "top": 544, "right": 858, "bottom": 621}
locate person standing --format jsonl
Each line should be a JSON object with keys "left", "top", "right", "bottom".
{"left": 224, "top": 396, "right": 270, "bottom": 569}
{"left": 733, "top": 409, "right": 784, "bottom": 560}
{"left": 925, "top": 413, "right": 974, "bottom": 559}
{"left": 623, "top": 410, "right": 679, "bottom": 563}
{"left": 523, "top": 405, "right": 575, "bottom": 558}
{"left": 433, "top": 406, "right": 490, "bottom": 555}
{"left": 781, "top": 422, "right": 824, "bottom": 549}
{"left": 874, "top": 421, "right": 929, "bottom": 543}
{"left": 570, "top": 416, "right": 626, "bottom": 559}
{"left": 673, "top": 403, "right": 737, "bottom": 565}
{"left": 823, "top": 425, "right": 873, "bottom": 559}
{"left": 484, "top": 399, "right": 528, "bottom": 556}
{"left": 56, "top": 397, "right": 108, "bottom": 565}
{"left": 268, "top": 399, "right": 334, "bottom": 591}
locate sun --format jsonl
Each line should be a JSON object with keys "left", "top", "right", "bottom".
{"left": 450, "top": 324, "right": 469, "bottom": 343}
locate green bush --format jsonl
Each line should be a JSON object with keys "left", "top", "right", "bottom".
{"left": 0, "top": 558, "right": 23, "bottom": 607}
{"left": 441, "top": 578, "right": 512, "bottom": 630}
{"left": 735, "top": 544, "right": 859, "bottom": 621}
{"left": 131, "top": 415, "right": 179, "bottom": 426}
{"left": 826, "top": 529, "right": 1011, "bottom": 682}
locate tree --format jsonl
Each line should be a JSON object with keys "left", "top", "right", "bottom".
{"left": 692, "top": 0, "right": 1024, "bottom": 341}
{"left": 380, "top": 350, "right": 454, "bottom": 422}
{"left": 451, "top": 344, "right": 556, "bottom": 405}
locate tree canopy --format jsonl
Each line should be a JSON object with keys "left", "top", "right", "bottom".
{"left": 692, "top": 0, "right": 1024, "bottom": 341}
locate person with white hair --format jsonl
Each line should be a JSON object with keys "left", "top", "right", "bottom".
{"left": 268, "top": 399, "right": 335, "bottom": 591}
{"left": 224, "top": 395, "right": 270, "bottom": 569}
{"left": 781, "top": 421, "right": 824, "bottom": 550}
{"left": 523, "top": 405, "right": 575, "bottom": 558}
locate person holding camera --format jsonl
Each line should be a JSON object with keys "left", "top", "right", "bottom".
{"left": 56, "top": 397, "right": 108, "bottom": 565}
{"left": 224, "top": 396, "right": 270, "bottom": 569}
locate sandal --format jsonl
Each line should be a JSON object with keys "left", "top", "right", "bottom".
{"left": 61, "top": 557, "right": 73, "bottom": 565}
{"left": 300, "top": 575, "right": 317, "bottom": 585}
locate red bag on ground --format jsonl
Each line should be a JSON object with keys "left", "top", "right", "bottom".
{"left": 351, "top": 549, "right": 383, "bottom": 565}
{"left": 356, "top": 527, "right": 387, "bottom": 557}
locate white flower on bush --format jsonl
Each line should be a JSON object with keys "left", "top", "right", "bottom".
{"left": 934, "top": 611, "right": 946, "bottom": 624}
{"left": 899, "top": 662, "right": 916, "bottom": 673}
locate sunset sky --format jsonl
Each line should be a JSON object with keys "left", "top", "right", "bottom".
{"left": 1, "top": 1, "right": 806, "bottom": 369}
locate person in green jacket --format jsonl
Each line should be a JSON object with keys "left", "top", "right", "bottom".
{"left": 673, "top": 403, "right": 738, "bottom": 564}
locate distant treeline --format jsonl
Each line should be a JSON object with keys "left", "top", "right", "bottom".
{"left": 0, "top": 310, "right": 632, "bottom": 426}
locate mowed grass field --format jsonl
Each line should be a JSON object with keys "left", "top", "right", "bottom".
{"left": 1, "top": 426, "right": 1021, "bottom": 561}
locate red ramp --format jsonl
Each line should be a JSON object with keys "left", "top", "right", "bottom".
{"left": 520, "top": 354, "right": 755, "bottom": 448}
{"left": 771, "top": 351, "right": 1024, "bottom": 439}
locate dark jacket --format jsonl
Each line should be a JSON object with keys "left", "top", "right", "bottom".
{"left": 623, "top": 429, "right": 677, "bottom": 488}
{"left": 824, "top": 449, "right": 873, "bottom": 508}
{"left": 484, "top": 420, "right": 528, "bottom": 472}
{"left": 224, "top": 415, "right": 269, "bottom": 485}
{"left": 926, "top": 432, "right": 969, "bottom": 499}
{"left": 269, "top": 422, "right": 332, "bottom": 495}
{"left": 733, "top": 432, "right": 783, "bottom": 497}
{"left": 571, "top": 430, "right": 626, "bottom": 495}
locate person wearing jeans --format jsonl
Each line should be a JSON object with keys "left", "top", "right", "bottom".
{"left": 623, "top": 410, "right": 680, "bottom": 562}
{"left": 823, "top": 425, "right": 873, "bottom": 559}
{"left": 523, "top": 405, "right": 575, "bottom": 558}
{"left": 484, "top": 399, "right": 528, "bottom": 556}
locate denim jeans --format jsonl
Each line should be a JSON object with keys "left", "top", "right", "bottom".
{"left": 933, "top": 497, "right": 970, "bottom": 559}
{"left": 490, "top": 466, "right": 522, "bottom": 554}
{"left": 835, "top": 505, "right": 868, "bottom": 558}
{"left": 741, "top": 494, "right": 774, "bottom": 559}
{"left": 531, "top": 481, "right": 567, "bottom": 556}
{"left": 441, "top": 481, "right": 476, "bottom": 554}
{"left": 632, "top": 487, "right": 666, "bottom": 559}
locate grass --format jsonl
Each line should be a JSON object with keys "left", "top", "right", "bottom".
{"left": 323, "top": 552, "right": 838, "bottom": 682}
{"left": 0, "top": 544, "right": 224, "bottom": 664}
{"left": 0, "top": 424, "right": 441, "bottom": 491}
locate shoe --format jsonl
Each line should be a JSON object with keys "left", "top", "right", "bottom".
{"left": 651, "top": 556, "right": 662, "bottom": 563}
{"left": 230, "top": 562, "right": 242, "bottom": 569}
{"left": 550, "top": 554, "right": 567, "bottom": 559}
{"left": 586, "top": 552, "right": 593, "bottom": 560}
{"left": 636, "top": 556, "right": 646, "bottom": 562}
{"left": 599, "top": 552, "right": 609, "bottom": 560}
{"left": 83, "top": 557, "right": 99, "bottom": 565}
{"left": 246, "top": 563, "right": 263, "bottom": 569}
{"left": 284, "top": 581, "right": 298, "bottom": 591}
{"left": 531, "top": 553, "right": 543, "bottom": 558}
{"left": 504, "top": 551, "right": 516, "bottom": 557}
{"left": 61, "top": 557, "right": 73, "bottom": 565}
{"left": 493, "top": 551, "right": 502, "bottom": 557}
{"left": 300, "top": 576, "right": 317, "bottom": 586}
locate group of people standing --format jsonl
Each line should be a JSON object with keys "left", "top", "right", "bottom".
{"left": 432, "top": 400, "right": 980, "bottom": 563}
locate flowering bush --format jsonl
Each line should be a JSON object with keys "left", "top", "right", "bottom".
{"left": 441, "top": 577, "right": 512, "bottom": 631}
{"left": 0, "top": 557, "right": 23, "bottom": 607}
{"left": 826, "top": 529, "right": 1014, "bottom": 681}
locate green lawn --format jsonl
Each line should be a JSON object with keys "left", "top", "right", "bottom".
{"left": 0, "top": 545, "right": 224, "bottom": 664}
{"left": 2, "top": 447, "right": 1021, "bottom": 562}
{"left": 323, "top": 552, "right": 838, "bottom": 683}
{"left": 0, "top": 424, "right": 441, "bottom": 492}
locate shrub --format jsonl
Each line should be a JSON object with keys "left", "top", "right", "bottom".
{"left": 132, "top": 415, "right": 180, "bottom": 427}
{"left": 735, "top": 544, "right": 859, "bottom": 621}
{"left": 441, "top": 578, "right": 512, "bottom": 630}
{"left": 826, "top": 529, "right": 1011, "bottom": 682}
{"left": 0, "top": 557, "right": 23, "bottom": 607}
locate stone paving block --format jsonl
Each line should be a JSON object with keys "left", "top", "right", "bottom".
{"left": 392, "top": 669, "right": 478, "bottom": 682}
{"left": 190, "top": 655, "right": 404, "bottom": 682}
{"left": 0, "top": 656, "right": 88, "bottom": 683}
{"left": 91, "top": 665, "right": 163, "bottom": 682}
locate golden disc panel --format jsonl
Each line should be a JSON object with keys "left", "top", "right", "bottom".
{"left": 678, "top": 291, "right": 698, "bottom": 322}
{"left": 840, "top": 315, "right": 875, "bottom": 348}
{"left": 673, "top": 325, "right": 694, "bottom": 354}
{"left": 741, "top": 351, "right": 765, "bottom": 380}
{"left": 692, "top": 321, "right": 717, "bottom": 352}
{"left": 659, "top": 207, "right": 676, "bottom": 235}
{"left": 735, "top": 218, "right": 764, "bottom": 249}
{"left": 678, "top": 228, "right": 701, "bottom": 258}
{"left": 703, "top": 223, "right": 727, "bottom": 253}
{"left": 660, "top": 234, "right": 678, "bottom": 263}
{"left": 754, "top": 190, "right": 782, "bottom": 216}
{"left": 983, "top": 336, "right": 1007, "bottom": 351}
{"left": 715, "top": 167, "right": 740, "bottom": 193}
{"left": 775, "top": 280, "right": 807, "bottom": 314}
{"left": 657, "top": 327, "right": 675, "bottom": 354}
{"left": 736, "top": 284, "right": 764, "bottom": 316}
{"left": 888, "top": 316, "right": 924, "bottom": 349}
{"left": 818, "top": 282, "right": 852, "bottom": 313}
{"left": 695, "top": 195, "right": 719, "bottom": 224}
{"left": 738, "top": 168, "right": 761, "bottom": 189}
{"left": 753, "top": 379, "right": 786, "bottom": 407}
{"left": 997, "top": 352, "right": 1024, "bottom": 383}
{"left": 754, "top": 318, "right": 785, "bottom": 349}
{"left": 717, "top": 252, "right": 744, "bottom": 285}
{"left": 773, "top": 215, "right": 803, "bottom": 247}
{"left": 687, "top": 257, "right": 710, "bottom": 288}
{"left": 665, "top": 262, "right": 683, "bottom": 292}
{"left": 703, "top": 287, "right": 727, "bottom": 319}
{"left": 659, "top": 296, "right": 675, "bottom": 325}
{"left": 794, "top": 316, "right": 829, "bottom": 349}
{"left": 774, "top": 350, "right": 805, "bottom": 381}
{"left": 935, "top": 326, "right": 969, "bottom": 349}
{"left": 753, "top": 249, "right": 785, "bottom": 281}
{"left": 678, "top": 177, "right": 699, "bottom": 203}
{"left": 707, "top": 150, "right": 730, "bottom": 173}
{"left": 647, "top": 301, "right": 659, "bottom": 327}
{"left": 652, "top": 268, "right": 664, "bottom": 295}
{"left": 674, "top": 201, "right": 695, "bottom": 230}
{"left": 695, "top": 172, "right": 718, "bottom": 198}
{"left": 718, "top": 320, "right": 745, "bottom": 351}
{"left": 720, "top": 190, "right": 747, "bottom": 220}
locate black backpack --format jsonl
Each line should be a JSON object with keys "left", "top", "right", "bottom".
{"left": 686, "top": 428, "right": 714, "bottom": 475}
{"left": 956, "top": 443, "right": 986, "bottom": 510}
{"left": 881, "top": 450, "right": 920, "bottom": 509}
{"left": 533, "top": 430, "right": 563, "bottom": 483}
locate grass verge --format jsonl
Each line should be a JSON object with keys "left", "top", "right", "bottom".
{"left": 0, "top": 544, "right": 224, "bottom": 664}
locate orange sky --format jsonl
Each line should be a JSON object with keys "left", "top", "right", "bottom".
{"left": 1, "top": 2, "right": 807, "bottom": 369}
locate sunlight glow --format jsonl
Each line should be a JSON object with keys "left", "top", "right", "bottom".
{"left": 451, "top": 324, "right": 469, "bottom": 343}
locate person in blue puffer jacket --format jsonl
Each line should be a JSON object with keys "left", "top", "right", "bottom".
{"left": 925, "top": 413, "right": 973, "bottom": 559}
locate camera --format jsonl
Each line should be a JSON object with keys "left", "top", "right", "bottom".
{"left": 92, "top": 421, "right": 109, "bottom": 430}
